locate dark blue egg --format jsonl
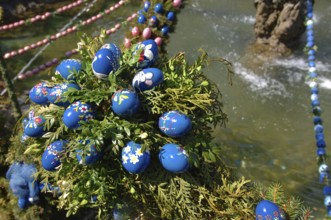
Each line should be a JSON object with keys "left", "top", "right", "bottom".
{"left": 55, "top": 59, "right": 82, "bottom": 81}
{"left": 62, "top": 101, "right": 94, "bottom": 129}
{"left": 132, "top": 68, "right": 164, "bottom": 91}
{"left": 149, "top": 15, "right": 158, "bottom": 27}
{"left": 154, "top": 3, "right": 163, "bottom": 13}
{"left": 159, "top": 143, "right": 189, "bottom": 173}
{"left": 122, "top": 141, "right": 150, "bottom": 173}
{"left": 111, "top": 90, "right": 140, "bottom": 117}
{"left": 24, "top": 115, "right": 46, "bottom": 137}
{"left": 143, "top": 1, "right": 151, "bottom": 12}
{"left": 159, "top": 111, "right": 192, "bottom": 137}
{"left": 29, "top": 82, "right": 50, "bottom": 105}
{"left": 167, "top": 11, "right": 175, "bottom": 21}
{"left": 161, "top": 25, "right": 170, "bottom": 36}
{"left": 76, "top": 141, "right": 101, "bottom": 165}
{"left": 137, "top": 14, "right": 147, "bottom": 24}
{"left": 92, "top": 45, "right": 120, "bottom": 79}
{"left": 41, "top": 140, "right": 68, "bottom": 171}
{"left": 135, "top": 39, "right": 159, "bottom": 68}
{"left": 47, "top": 83, "right": 80, "bottom": 107}
{"left": 255, "top": 200, "right": 286, "bottom": 220}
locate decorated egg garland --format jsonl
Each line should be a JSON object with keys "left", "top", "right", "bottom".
{"left": 55, "top": 59, "right": 82, "bottom": 81}
{"left": 42, "top": 140, "right": 68, "bottom": 171}
{"left": 92, "top": 43, "right": 122, "bottom": 79}
{"left": 47, "top": 82, "right": 80, "bottom": 107}
{"left": 24, "top": 115, "right": 46, "bottom": 137}
{"left": 122, "top": 141, "right": 150, "bottom": 174}
{"left": 255, "top": 200, "right": 286, "bottom": 220}
{"left": 159, "top": 110, "right": 192, "bottom": 137}
{"left": 111, "top": 90, "right": 140, "bottom": 117}
{"left": 29, "top": 82, "right": 50, "bottom": 105}
{"left": 159, "top": 143, "right": 189, "bottom": 173}
{"left": 62, "top": 101, "right": 94, "bottom": 129}
{"left": 132, "top": 67, "right": 164, "bottom": 91}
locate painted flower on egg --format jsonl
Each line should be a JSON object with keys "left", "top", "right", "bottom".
{"left": 24, "top": 116, "right": 46, "bottom": 137}
{"left": 122, "top": 141, "right": 150, "bottom": 173}
{"left": 135, "top": 39, "right": 158, "bottom": 68}
{"left": 29, "top": 82, "right": 50, "bottom": 105}
{"left": 47, "top": 83, "right": 80, "bottom": 107}
{"left": 132, "top": 68, "right": 164, "bottom": 91}
{"left": 62, "top": 101, "right": 94, "bottom": 129}
{"left": 42, "top": 140, "right": 68, "bottom": 171}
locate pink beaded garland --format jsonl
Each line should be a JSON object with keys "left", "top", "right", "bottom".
{"left": 142, "top": 27, "right": 152, "bottom": 39}
{"left": 131, "top": 26, "right": 140, "bottom": 36}
{"left": 173, "top": 0, "right": 182, "bottom": 8}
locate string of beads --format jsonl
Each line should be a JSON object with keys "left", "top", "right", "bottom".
{"left": 2, "top": 0, "right": 126, "bottom": 60}
{"left": 305, "top": 0, "right": 331, "bottom": 216}
{"left": 0, "top": 0, "right": 87, "bottom": 32}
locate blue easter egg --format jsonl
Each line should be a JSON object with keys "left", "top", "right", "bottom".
{"left": 24, "top": 115, "right": 46, "bottom": 137}
{"left": 159, "top": 111, "right": 192, "bottom": 137}
{"left": 47, "top": 83, "right": 80, "bottom": 107}
{"left": 111, "top": 90, "right": 140, "bottom": 117}
{"left": 29, "top": 82, "right": 50, "bottom": 105}
{"left": 161, "top": 25, "right": 170, "bottom": 36}
{"left": 62, "top": 101, "right": 94, "bottom": 129}
{"left": 159, "top": 143, "right": 189, "bottom": 173}
{"left": 122, "top": 141, "right": 150, "bottom": 173}
{"left": 138, "top": 14, "right": 146, "bottom": 24}
{"left": 42, "top": 140, "right": 68, "bottom": 171}
{"left": 143, "top": 1, "right": 150, "bottom": 12}
{"left": 135, "top": 39, "right": 158, "bottom": 68}
{"left": 76, "top": 141, "right": 101, "bottom": 165}
{"left": 92, "top": 45, "right": 121, "bottom": 79}
{"left": 255, "top": 200, "right": 286, "bottom": 220}
{"left": 167, "top": 11, "right": 175, "bottom": 21}
{"left": 149, "top": 15, "right": 158, "bottom": 27}
{"left": 154, "top": 3, "right": 163, "bottom": 13}
{"left": 55, "top": 59, "right": 82, "bottom": 81}
{"left": 132, "top": 68, "right": 164, "bottom": 91}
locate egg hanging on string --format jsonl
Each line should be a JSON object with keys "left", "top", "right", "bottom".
{"left": 159, "top": 143, "right": 189, "bottom": 173}
{"left": 121, "top": 141, "right": 150, "bottom": 174}
{"left": 111, "top": 90, "right": 140, "bottom": 117}
{"left": 55, "top": 59, "right": 82, "bottom": 81}
{"left": 47, "top": 82, "right": 80, "bottom": 107}
{"left": 41, "top": 140, "right": 68, "bottom": 171}
{"left": 255, "top": 200, "right": 286, "bottom": 220}
{"left": 29, "top": 82, "right": 50, "bottom": 105}
{"left": 132, "top": 68, "right": 164, "bottom": 91}
{"left": 62, "top": 101, "right": 94, "bottom": 129}
{"left": 159, "top": 110, "right": 192, "bottom": 137}
{"left": 24, "top": 115, "right": 46, "bottom": 137}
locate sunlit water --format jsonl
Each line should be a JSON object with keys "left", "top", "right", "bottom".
{"left": 1, "top": 0, "right": 331, "bottom": 218}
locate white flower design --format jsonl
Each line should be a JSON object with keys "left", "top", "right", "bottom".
{"left": 123, "top": 146, "right": 131, "bottom": 154}
{"left": 122, "top": 154, "right": 129, "bottom": 164}
{"left": 135, "top": 148, "right": 143, "bottom": 157}
{"left": 54, "top": 89, "right": 62, "bottom": 97}
{"left": 133, "top": 71, "right": 153, "bottom": 87}
{"left": 84, "top": 114, "right": 94, "bottom": 121}
{"left": 61, "top": 84, "right": 68, "bottom": 90}
{"left": 129, "top": 154, "right": 139, "bottom": 164}
{"left": 79, "top": 105, "right": 89, "bottom": 113}
{"left": 143, "top": 44, "right": 154, "bottom": 62}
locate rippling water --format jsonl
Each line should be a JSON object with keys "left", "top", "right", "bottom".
{"left": 167, "top": 0, "right": 331, "bottom": 218}
{"left": 2, "top": 0, "right": 331, "bottom": 218}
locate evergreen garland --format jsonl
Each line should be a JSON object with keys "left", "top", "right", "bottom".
{"left": 2, "top": 0, "right": 314, "bottom": 219}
